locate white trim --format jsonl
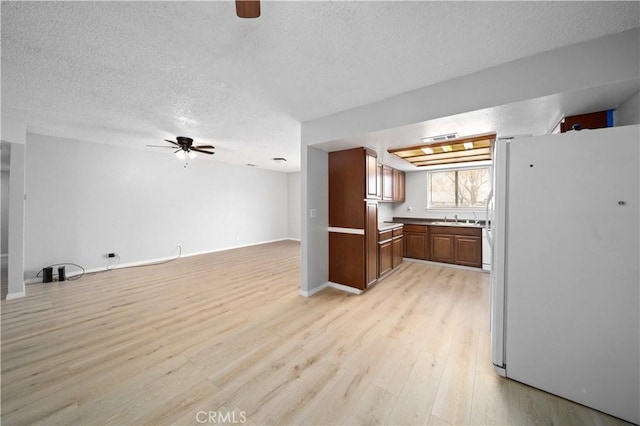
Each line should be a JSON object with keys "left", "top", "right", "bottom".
{"left": 299, "top": 282, "right": 329, "bottom": 297}
{"left": 6, "top": 290, "right": 25, "bottom": 300}
{"left": 328, "top": 282, "right": 363, "bottom": 295}
{"left": 328, "top": 227, "right": 365, "bottom": 235}
{"left": 24, "top": 238, "right": 297, "bottom": 285}
{"left": 299, "top": 281, "right": 364, "bottom": 297}
{"left": 403, "top": 257, "right": 484, "bottom": 272}
{"left": 286, "top": 238, "right": 301, "bottom": 242}
{"left": 181, "top": 238, "right": 295, "bottom": 259}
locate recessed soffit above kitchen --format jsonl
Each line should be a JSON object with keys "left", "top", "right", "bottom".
{"left": 388, "top": 133, "right": 496, "bottom": 167}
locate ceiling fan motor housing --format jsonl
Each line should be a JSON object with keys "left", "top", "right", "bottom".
{"left": 176, "top": 137, "right": 193, "bottom": 149}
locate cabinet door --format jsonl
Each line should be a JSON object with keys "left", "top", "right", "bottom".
{"left": 454, "top": 235, "right": 482, "bottom": 267}
{"left": 397, "top": 170, "right": 405, "bottom": 202}
{"left": 392, "top": 169, "right": 405, "bottom": 202}
{"left": 377, "top": 164, "right": 383, "bottom": 199}
{"left": 382, "top": 166, "right": 393, "bottom": 200}
{"left": 366, "top": 150, "right": 378, "bottom": 199}
{"left": 329, "top": 232, "right": 365, "bottom": 290}
{"left": 365, "top": 201, "right": 378, "bottom": 287}
{"left": 392, "top": 236, "right": 403, "bottom": 267}
{"left": 378, "top": 240, "right": 393, "bottom": 277}
{"left": 430, "top": 234, "right": 454, "bottom": 263}
{"left": 405, "top": 232, "right": 428, "bottom": 260}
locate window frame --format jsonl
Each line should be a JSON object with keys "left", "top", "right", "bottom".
{"left": 426, "top": 165, "right": 492, "bottom": 211}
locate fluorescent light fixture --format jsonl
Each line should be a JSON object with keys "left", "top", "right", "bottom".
{"left": 464, "top": 142, "right": 474, "bottom": 149}
{"left": 175, "top": 150, "right": 186, "bottom": 160}
{"left": 422, "top": 147, "right": 434, "bottom": 155}
{"left": 441, "top": 145, "right": 452, "bottom": 152}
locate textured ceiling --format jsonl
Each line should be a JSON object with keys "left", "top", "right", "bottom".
{"left": 2, "top": 1, "right": 639, "bottom": 171}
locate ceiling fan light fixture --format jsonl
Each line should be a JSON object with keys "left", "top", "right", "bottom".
{"left": 175, "top": 150, "right": 186, "bottom": 160}
{"left": 187, "top": 151, "right": 197, "bottom": 160}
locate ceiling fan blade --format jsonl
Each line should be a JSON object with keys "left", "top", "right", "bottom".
{"left": 164, "top": 139, "right": 181, "bottom": 146}
{"left": 193, "top": 145, "right": 215, "bottom": 149}
{"left": 191, "top": 148, "right": 215, "bottom": 155}
{"left": 146, "top": 145, "right": 177, "bottom": 148}
{"left": 236, "top": 0, "right": 260, "bottom": 18}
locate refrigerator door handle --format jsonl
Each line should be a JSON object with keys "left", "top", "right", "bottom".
{"left": 486, "top": 188, "right": 494, "bottom": 247}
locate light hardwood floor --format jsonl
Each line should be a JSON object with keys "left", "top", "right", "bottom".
{"left": 0, "top": 240, "right": 631, "bottom": 425}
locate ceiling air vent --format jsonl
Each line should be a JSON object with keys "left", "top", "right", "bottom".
{"left": 421, "top": 132, "right": 459, "bottom": 143}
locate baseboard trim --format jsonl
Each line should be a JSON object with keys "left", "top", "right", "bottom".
{"left": 403, "top": 257, "right": 484, "bottom": 272}
{"left": 328, "top": 282, "right": 363, "bottom": 295}
{"left": 299, "top": 281, "right": 364, "bottom": 297}
{"left": 24, "top": 238, "right": 298, "bottom": 285}
{"left": 6, "top": 290, "right": 26, "bottom": 300}
{"left": 299, "top": 282, "right": 329, "bottom": 297}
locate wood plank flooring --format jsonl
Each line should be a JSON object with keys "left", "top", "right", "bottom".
{"left": 0, "top": 240, "right": 631, "bottom": 425}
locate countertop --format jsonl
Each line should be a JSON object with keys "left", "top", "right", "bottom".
{"left": 378, "top": 222, "right": 404, "bottom": 231}
{"left": 389, "top": 217, "right": 486, "bottom": 229}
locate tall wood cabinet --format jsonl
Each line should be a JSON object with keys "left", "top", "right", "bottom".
{"left": 329, "top": 148, "right": 379, "bottom": 291}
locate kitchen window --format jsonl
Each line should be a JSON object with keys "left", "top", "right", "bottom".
{"left": 427, "top": 166, "right": 491, "bottom": 209}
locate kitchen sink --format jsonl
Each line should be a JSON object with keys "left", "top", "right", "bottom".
{"left": 431, "top": 221, "right": 482, "bottom": 227}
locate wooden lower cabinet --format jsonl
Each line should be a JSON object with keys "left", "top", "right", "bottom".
{"left": 329, "top": 232, "right": 365, "bottom": 289}
{"left": 378, "top": 240, "right": 393, "bottom": 277}
{"left": 392, "top": 236, "right": 403, "bottom": 268}
{"left": 403, "top": 224, "right": 483, "bottom": 268}
{"left": 430, "top": 234, "right": 454, "bottom": 263}
{"left": 403, "top": 225, "right": 428, "bottom": 260}
{"left": 454, "top": 235, "right": 482, "bottom": 267}
{"left": 378, "top": 225, "right": 404, "bottom": 279}
{"left": 366, "top": 201, "right": 379, "bottom": 288}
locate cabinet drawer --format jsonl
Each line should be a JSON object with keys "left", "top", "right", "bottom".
{"left": 378, "top": 230, "right": 393, "bottom": 242}
{"left": 392, "top": 227, "right": 404, "bottom": 237}
{"left": 429, "top": 225, "right": 481, "bottom": 237}
{"left": 404, "top": 224, "right": 427, "bottom": 233}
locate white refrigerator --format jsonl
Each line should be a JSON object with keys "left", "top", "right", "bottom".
{"left": 488, "top": 125, "right": 639, "bottom": 424}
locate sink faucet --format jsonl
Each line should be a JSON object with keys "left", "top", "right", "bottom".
{"left": 444, "top": 216, "right": 447, "bottom": 223}
{"left": 454, "top": 214, "right": 458, "bottom": 224}
{"left": 472, "top": 211, "right": 479, "bottom": 224}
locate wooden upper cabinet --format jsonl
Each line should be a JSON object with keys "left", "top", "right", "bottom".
{"left": 393, "top": 169, "right": 405, "bottom": 202}
{"left": 365, "top": 149, "right": 379, "bottom": 199}
{"left": 330, "top": 148, "right": 379, "bottom": 228}
{"left": 382, "top": 165, "right": 393, "bottom": 201}
{"left": 561, "top": 110, "right": 611, "bottom": 133}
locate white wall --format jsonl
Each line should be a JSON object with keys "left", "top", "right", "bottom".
{"left": 378, "top": 202, "right": 395, "bottom": 223}
{"left": 300, "top": 29, "right": 639, "bottom": 294}
{"left": 24, "top": 133, "right": 289, "bottom": 280}
{"left": 392, "top": 171, "right": 487, "bottom": 222}
{"left": 1, "top": 170, "right": 9, "bottom": 254}
{"left": 616, "top": 91, "right": 640, "bottom": 126}
{"left": 300, "top": 145, "right": 328, "bottom": 295}
{"left": 287, "top": 172, "right": 301, "bottom": 240}
{"left": 303, "top": 29, "right": 640, "bottom": 147}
